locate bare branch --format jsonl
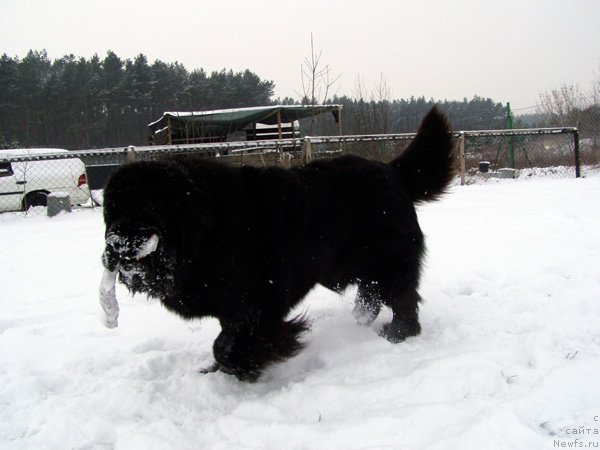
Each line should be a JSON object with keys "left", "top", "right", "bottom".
{"left": 298, "top": 33, "right": 340, "bottom": 106}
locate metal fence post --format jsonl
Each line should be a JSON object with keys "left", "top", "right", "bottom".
{"left": 506, "top": 103, "right": 515, "bottom": 169}
{"left": 573, "top": 129, "right": 581, "bottom": 178}
{"left": 459, "top": 132, "right": 466, "bottom": 185}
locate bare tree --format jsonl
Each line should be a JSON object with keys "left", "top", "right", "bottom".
{"left": 371, "top": 73, "right": 392, "bottom": 134}
{"left": 537, "top": 84, "right": 585, "bottom": 126}
{"left": 349, "top": 75, "right": 370, "bottom": 134}
{"left": 592, "top": 62, "right": 600, "bottom": 106}
{"left": 347, "top": 74, "right": 392, "bottom": 134}
{"left": 296, "top": 33, "right": 341, "bottom": 106}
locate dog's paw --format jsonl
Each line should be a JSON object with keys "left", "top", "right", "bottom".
{"left": 379, "top": 319, "right": 421, "bottom": 343}
{"left": 199, "top": 362, "right": 221, "bottom": 374}
{"left": 198, "top": 362, "right": 261, "bottom": 382}
{"left": 217, "top": 363, "right": 262, "bottom": 382}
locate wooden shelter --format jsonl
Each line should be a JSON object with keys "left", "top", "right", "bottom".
{"left": 148, "top": 105, "right": 343, "bottom": 145}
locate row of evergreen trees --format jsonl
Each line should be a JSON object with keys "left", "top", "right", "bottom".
{"left": 1, "top": 50, "right": 512, "bottom": 150}
{"left": 0, "top": 50, "right": 275, "bottom": 149}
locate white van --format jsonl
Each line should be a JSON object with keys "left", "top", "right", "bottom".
{"left": 0, "top": 148, "right": 90, "bottom": 212}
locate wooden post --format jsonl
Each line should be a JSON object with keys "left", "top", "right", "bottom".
{"left": 338, "top": 105, "right": 344, "bottom": 153}
{"left": 127, "top": 145, "right": 137, "bottom": 163}
{"left": 277, "top": 109, "right": 283, "bottom": 139}
{"left": 277, "top": 109, "right": 283, "bottom": 164}
{"left": 302, "top": 137, "right": 313, "bottom": 164}
{"left": 167, "top": 117, "right": 173, "bottom": 145}
{"left": 291, "top": 121, "right": 296, "bottom": 152}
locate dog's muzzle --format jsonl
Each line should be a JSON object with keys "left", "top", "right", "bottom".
{"left": 99, "top": 227, "right": 160, "bottom": 328}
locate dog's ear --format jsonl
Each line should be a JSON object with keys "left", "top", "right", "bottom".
{"left": 134, "top": 234, "right": 160, "bottom": 260}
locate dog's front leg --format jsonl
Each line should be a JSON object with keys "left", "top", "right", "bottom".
{"left": 210, "top": 312, "right": 307, "bottom": 382}
{"left": 211, "top": 317, "right": 267, "bottom": 382}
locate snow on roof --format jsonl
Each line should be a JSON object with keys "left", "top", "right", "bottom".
{"left": 0, "top": 148, "right": 69, "bottom": 157}
{"left": 148, "top": 104, "right": 342, "bottom": 128}
{"left": 162, "top": 104, "right": 342, "bottom": 118}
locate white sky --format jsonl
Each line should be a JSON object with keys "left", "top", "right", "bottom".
{"left": 1, "top": 0, "right": 599, "bottom": 110}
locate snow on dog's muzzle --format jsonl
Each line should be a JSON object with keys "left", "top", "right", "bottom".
{"left": 99, "top": 230, "right": 160, "bottom": 328}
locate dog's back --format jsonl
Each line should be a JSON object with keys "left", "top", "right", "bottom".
{"left": 276, "top": 107, "right": 454, "bottom": 340}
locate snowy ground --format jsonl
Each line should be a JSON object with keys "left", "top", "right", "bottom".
{"left": 1, "top": 175, "right": 600, "bottom": 450}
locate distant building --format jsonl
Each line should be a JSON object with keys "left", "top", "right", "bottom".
{"left": 148, "top": 105, "right": 342, "bottom": 145}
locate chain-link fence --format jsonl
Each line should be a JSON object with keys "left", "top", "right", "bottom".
{"left": 0, "top": 149, "right": 92, "bottom": 216}
{"left": 458, "top": 128, "right": 586, "bottom": 183}
{"left": 296, "top": 127, "right": 586, "bottom": 184}
{"left": 0, "top": 124, "right": 595, "bottom": 218}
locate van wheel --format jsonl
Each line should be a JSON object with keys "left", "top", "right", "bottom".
{"left": 23, "top": 191, "right": 49, "bottom": 210}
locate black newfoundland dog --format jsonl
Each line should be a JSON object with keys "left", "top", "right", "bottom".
{"left": 101, "top": 107, "right": 455, "bottom": 381}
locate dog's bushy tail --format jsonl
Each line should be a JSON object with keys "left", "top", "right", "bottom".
{"left": 391, "top": 106, "right": 456, "bottom": 203}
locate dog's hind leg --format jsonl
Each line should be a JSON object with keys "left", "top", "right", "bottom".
{"left": 353, "top": 275, "right": 422, "bottom": 342}
{"left": 379, "top": 287, "right": 422, "bottom": 343}
{"left": 356, "top": 276, "right": 422, "bottom": 343}
{"left": 352, "top": 239, "right": 424, "bottom": 342}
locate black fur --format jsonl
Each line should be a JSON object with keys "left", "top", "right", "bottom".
{"left": 101, "top": 107, "right": 455, "bottom": 381}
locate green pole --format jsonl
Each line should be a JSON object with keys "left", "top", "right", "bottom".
{"left": 506, "top": 102, "right": 515, "bottom": 169}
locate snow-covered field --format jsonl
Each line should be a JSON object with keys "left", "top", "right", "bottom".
{"left": 1, "top": 175, "right": 600, "bottom": 450}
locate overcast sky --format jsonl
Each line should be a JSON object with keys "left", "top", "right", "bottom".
{"left": 1, "top": 0, "right": 599, "bottom": 110}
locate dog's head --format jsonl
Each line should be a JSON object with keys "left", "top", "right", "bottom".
{"left": 101, "top": 161, "right": 193, "bottom": 299}
{"left": 102, "top": 220, "right": 162, "bottom": 293}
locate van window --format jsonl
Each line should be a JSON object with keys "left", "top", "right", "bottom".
{"left": 0, "top": 161, "right": 13, "bottom": 178}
